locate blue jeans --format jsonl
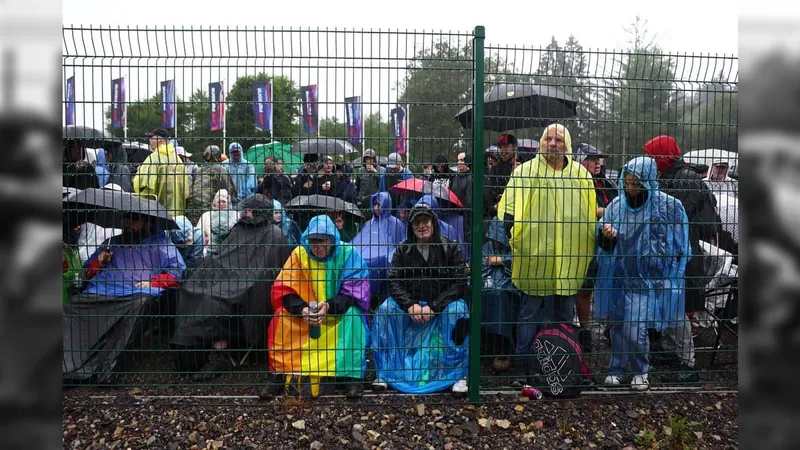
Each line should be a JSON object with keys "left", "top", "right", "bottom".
{"left": 514, "top": 294, "right": 576, "bottom": 357}
{"left": 608, "top": 320, "right": 650, "bottom": 376}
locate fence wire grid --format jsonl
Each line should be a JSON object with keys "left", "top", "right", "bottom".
{"left": 62, "top": 26, "right": 738, "bottom": 402}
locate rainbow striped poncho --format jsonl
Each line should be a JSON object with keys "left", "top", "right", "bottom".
{"left": 268, "top": 215, "right": 370, "bottom": 396}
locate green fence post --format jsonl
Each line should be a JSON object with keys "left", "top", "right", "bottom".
{"left": 468, "top": 24, "right": 485, "bottom": 404}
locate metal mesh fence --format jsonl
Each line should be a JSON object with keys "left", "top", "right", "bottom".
{"left": 62, "top": 26, "right": 737, "bottom": 400}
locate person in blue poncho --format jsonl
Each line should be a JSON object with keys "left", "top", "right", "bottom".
{"left": 481, "top": 218, "right": 519, "bottom": 373}
{"left": 169, "top": 215, "right": 204, "bottom": 269}
{"left": 351, "top": 192, "right": 407, "bottom": 304}
{"left": 593, "top": 156, "right": 691, "bottom": 391}
{"left": 272, "top": 199, "right": 301, "bottom": 248}
{"left": 371, "top": 203, "right": 470, "bottom": 397}
{"left": 63, "top": 212, "right": 186, "bottom": 383}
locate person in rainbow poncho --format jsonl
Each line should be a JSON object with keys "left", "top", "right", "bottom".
{"left": 266, "top": 214, "right": 371, "bottom": 399}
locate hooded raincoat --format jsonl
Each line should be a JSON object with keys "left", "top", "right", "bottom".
{"left": 351, "top": 192, "right": 407, "bottom": 298}
{"left": 500, "top": 125, "right": 597, "bottom": 296}
{"left": 133, "top": 142, "right": 190, "bottom": 216}
{"left": 593, "top": 156, "right": 691, "bottom": 376}
{"left": 268, "top": 215, "right": 371, "bottom": 397}
{"left": 272, "top": 199, "right": 301, "bottom": 248}
{"left": 371, "top": 205, "right": 469, "bottom": 394}
{"left": 169, "top": 215, "right": 204, "bottom": 268}
{"left": 222, "top": 155, "right": 257, "bottom": 202}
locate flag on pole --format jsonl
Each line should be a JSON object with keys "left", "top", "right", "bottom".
{"left": 253, "top": 81, "right": 273, "bottom": 132}
{"left": 65, "top": 76, "right": 76, "bottom": 126}
{"left": 344, "top": 96, "right": 363, "bottom": 145}
{"left": 390, "top": 105, "right": 408, "bottom": 154}
{"left": 300, "top": 84, "right": 318, "bottom": 134}
{"left": 161, "top": 79, "right": 176, "bottom": 129}
{"left": 111, "top": 77, "right": 126, "bottom": 129}
{"left": 209, "top": 81, "right": 225, "bottom": 132}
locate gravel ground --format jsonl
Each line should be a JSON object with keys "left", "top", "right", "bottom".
{"left": 63, "top": 390, "right": 738, "bottom": 449}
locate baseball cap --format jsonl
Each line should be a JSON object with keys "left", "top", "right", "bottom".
{"left": 228, "top": 142, "right": 243, "bottom": 152}
{"left": 363, "top": 148, "right": 377, "bottom": 160}
{"left": 574, "top": 143, "right": 604, "bottom": 164}
{"left": 495, "top": 133, "right": 517, "bottom": 147}
{"left": 387, "top": 152, "right": 403, "bottom": 169}
{"left": 175, "top": 146, "right": 192, "bottom": 158}
{"left": 146, "top": 128, "right": 171, "bottom": 139}
{"left": 409, "top": 203, "right": 435, "bottom": 223}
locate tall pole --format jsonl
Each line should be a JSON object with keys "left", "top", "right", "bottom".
{"left": 123, "top": 74, "right": 128, "bottom": 140}
{"left": 467, "top": 25, "right": 485, "bottom": 405}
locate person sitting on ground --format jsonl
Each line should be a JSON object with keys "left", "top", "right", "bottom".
{"left": 481, "top": 218, "right": 519, "bottom": 373}
{"left": 169, "top": 216, "right": 204, "bottom": 269}
{"left": 593, "top": 156, "right": 691, "bottom": 391}
{"left": 63, "top": 212, "right": 185, "bottom": 383}
{"left": 371, "top": 203, "right": 470, "bottom": 397}
{"left": 272, "top": 199, "right": 301, "bottom": 248}
{"left": 266, "top": 214, "right": 371, "bottom": 399}
{"left": 172, "top": 194, "right": 291, "bottom": 383}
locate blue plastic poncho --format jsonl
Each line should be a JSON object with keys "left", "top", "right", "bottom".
{"left": 481, "top": 218, "right": 519, "bottom": 344}
{"left": 592, "top": 156, "right": 691, "bottom": 332}
{"left": 84, "top": 230, "right": 186, "bottom": 298}
{"left": 351, "top": 192, "right": 407, "bottom": 297}
{"left": 169, "top": 215, "right": 204, "bottom": 268}
{"left": 94, "top": 148, "right": 110, "bottom": 188}
{"left": 272, "top": 199, "right": 301, "bottom": 247}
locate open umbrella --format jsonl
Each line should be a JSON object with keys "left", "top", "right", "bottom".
{"left": 291, "top": 138, "right": 358, "bottom": 155}
{"left": 63, "top": 125, "right": 121, "bottom": 146}
{"left": 455, "top": 83, "right": 578, "bottom": 132}
{"left": 63, "top": 187, "right": 178, "bottom": 230}
{"left": 389, "top": 178, "right": 464, "bottom": 208}
{"left": 516, "top": 138, "right": 540, "bottom": 164}
{"left": 285, "top": 194, "right": 363, "bottom": 218}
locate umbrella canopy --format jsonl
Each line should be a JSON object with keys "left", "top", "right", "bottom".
{"left": 63, "top": 125, "right": 121, "bottom": 146}
{"left": 683, "top": 149, "right": 738, "bottom": 169}
{"left": 245, "top": 141, "right": 302, "bottom": 174}
{"left": 389, "top": 178, "right": 464, "bottom": 208}
{"left": 63, "top": 187, "right": 178, "bottom": 230}
{"left": 291, "top": 138, "right": 358, "bottom": 155}
{"left": 456, "top": 83, "right": 578, "bottom": 132}
{"left": 516, "top": 138, "right": 540, "bottom": 163}
{"left": 285, "top": 194, "right": 364, "bottom": 218}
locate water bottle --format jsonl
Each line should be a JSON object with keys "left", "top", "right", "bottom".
{"left": 72, "top": 271, "right": 83, "bottom": 291}
{"left": 308, "top": 301, "right": 320, "bottom": 339}
{"left": 521, "top": 385, "right": 543, "bottom": 400}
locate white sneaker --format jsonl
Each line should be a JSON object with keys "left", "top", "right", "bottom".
{"left": 371, "top": 379, "right": 388, "bottom": 392}
{"left": 604, "top": 375, "right": 621, "bottom": 386}
{"left": 451, "top": 379, "right": 468, "bottom": 397}
{"left": 631, "top": 374, "right": 650, "bottom": 391}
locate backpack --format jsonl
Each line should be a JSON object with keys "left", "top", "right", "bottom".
{"left": 526, "top": 323, "right": 593, "bottom": 398}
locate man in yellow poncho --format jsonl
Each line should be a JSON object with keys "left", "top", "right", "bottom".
{"left": 498, "top": 123, "right": 597, "bottom": 384}
{"left": 133, "top": 128, "right": 190, "bottom": 216}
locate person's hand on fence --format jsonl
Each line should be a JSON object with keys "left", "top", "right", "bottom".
{"left": 602, "top": 223, "right": 618, "bottom": 240}
{"left": 97, "top": 250, "right": 113, "bottom": 267}
{"left": 420, "top": 305, "right": 434, "bottom": 323}
{"left": 408, "top": 303, "right": 425, "bottom": 323}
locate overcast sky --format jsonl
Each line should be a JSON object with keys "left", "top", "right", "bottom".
{"left": 57, "top": 0, "right": 743, "bottom": 132}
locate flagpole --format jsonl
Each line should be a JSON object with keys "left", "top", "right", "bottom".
{"left": 270, "top": 80, "right": 274, "bottom": 143}
{"left": 406, "top": 104, "right": 410, "bottom": 165}
{"left": 123, "top": 74, "right": 128, "bottom": 140}
{"left": 361, "top": 96, "right": 365, "bottom": 155}
{"left": 222, "top": 79, "right": 227, "bottom": 154}
{"left": 173, "top": 80, "right": 178, "bottom": 142}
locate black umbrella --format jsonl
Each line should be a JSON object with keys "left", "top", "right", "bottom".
{"left": 516, "top": 138, "right": 540, "bottom": 163}
{"left": 63, "top": 125, "right": 121, "bottom": 145}
{"left": 292, "top": 138, "right": 358, "bottom": 155}
{"left": 455, "top": 83, "right": 578, "bottom": 132}
{"left": 63, "top": 187, "right": 179, "bottom": 230}
{"left": 285, "top": 194, "right": 363, "bottom": 218}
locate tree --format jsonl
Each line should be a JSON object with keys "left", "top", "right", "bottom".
{"left": 533, "top": 35, "right": 598, "bottom": 145}
{"left": 681, "top": 90, "right": 738, "bottom": 153}
{"left": 225, "top": 73, "right": 300, "bottom": 151}
{"left": 317, "top": 112, "right": 394, "bottom": 158}
{"left": 602, "top": 16, "right": 679, "bottom": 169}
{"left": 105, "top": 91, "right": 193, "bottom": 145}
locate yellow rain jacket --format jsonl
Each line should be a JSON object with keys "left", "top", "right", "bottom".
{"left": 499, "top": 126, "right": 597, "bottom": 296}
{"left": 133, "top": 142, "right": 190, "bottom": 216}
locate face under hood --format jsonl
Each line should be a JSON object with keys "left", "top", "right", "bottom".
{"left": 538, "top": 123, "right": 573, "bottom": 165}
{"left": 300, "top": 214, "right": 342, "bottom": 262}
{"left": 370, "top": 191, "right": 394, "bottom": 219}
{"left": 169, "top": 215, "right": 195, "bottom": 244}
{"left": 643, "top": 135, "right": 682, "bottom": 173}
{"left": 272, "top": 199, "right": 289, "bottom": 227}
{"left": 619, "top": 156, "right": 660, "bottom": 199}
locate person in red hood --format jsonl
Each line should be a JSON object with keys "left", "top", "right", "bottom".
{"left": 642, "top": 135, "right": 720, "bottom": 384}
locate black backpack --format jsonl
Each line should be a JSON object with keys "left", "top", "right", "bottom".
{"left": 527, "top": 324, "right": 593, "bottom": 398}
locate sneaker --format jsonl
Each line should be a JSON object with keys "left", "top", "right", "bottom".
{"left": 371, "top": 379, "right": 388, "bottom": 392}
{"left": 663, "top": 363, "right": 700, "bottom": 384}
{"left": 451, "top": 379, "right": 468, "bottom": 397}
{"left": 631, "top": 373, "right": 650, "bottom": 391}
{"left": 345, "top": 378, "right": 365, "bottom": 399}
{"left": 192, "top": 352, "right": 233, "bottom": 383}
{"left": 258, "top": 373, "right": 285, "bottom": 400}
{"left": 603, "top": 375, "right": 621, "bottom": 386}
